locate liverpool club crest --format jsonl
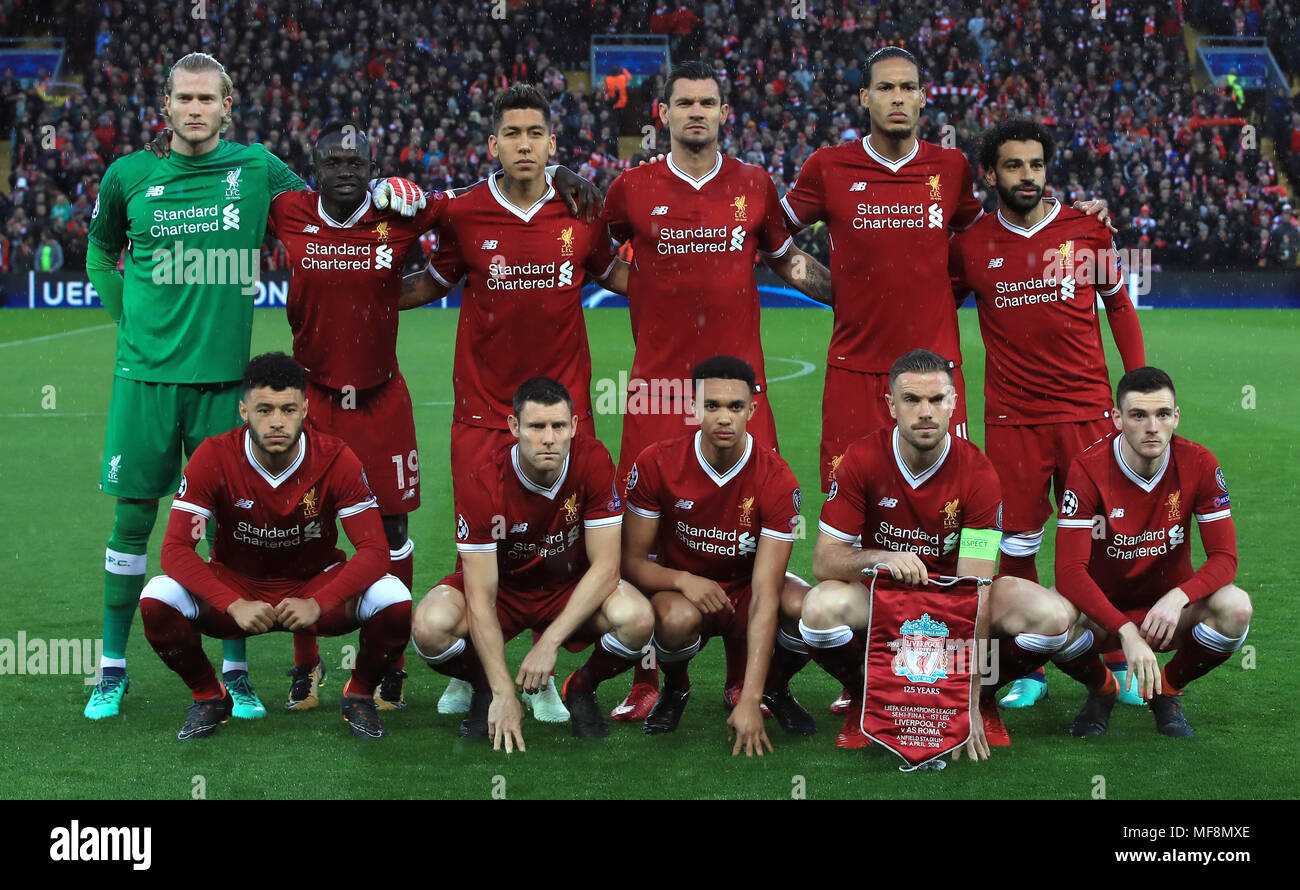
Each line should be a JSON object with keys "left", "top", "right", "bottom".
{"left": 892, "top": 613, "right": 950, "bottom": 684}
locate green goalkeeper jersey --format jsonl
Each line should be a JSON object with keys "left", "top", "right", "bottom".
{"left": 88, "top": 140, "right": 305, "bottom": 384}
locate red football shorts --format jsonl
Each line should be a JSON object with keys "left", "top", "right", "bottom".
{"left": 306, "top": 372, "right": 419, "bottom": 514}
{"left": 434, "top": 570, "right": 594, "bottom": 652}
{"left": 819, "top": 365, "right": 969, "bottom": 492}
{"left": 616, "top": 395, "right": 778, "bottom": 498}
{"left": 197, "top": 561, "right": 363, "bottom": 638}
{"left": 985, "top": 417, "right": 1114, "bottom": 533}
{"left": 449, "top": 420, "right": 592, "bottom": 504}
{"left": 697, "top": 583, "right": 754, "bottom": 642}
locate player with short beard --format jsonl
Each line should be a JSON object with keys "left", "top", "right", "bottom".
{"left": 800, "top": 349, "right": 1074, "bottom": 756}
{"left": 1052, "top": 367, "right": 1251, "bottom": 739}
{"left": 601, "top": 60, "right": 833, "bottom": 721}
{"left": 622, "top": 357, "right": 815, "bottom": 753}
{"left": 139, "top": 353, "right": 410, "bottom": 741}
{"left": 949, "top": 118, "right": 1147, "bottom": 709}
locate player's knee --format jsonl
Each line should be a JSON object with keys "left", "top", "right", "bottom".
{"left": 780, "top": 573, "right": 811, "bottom": 620}
{"left": 139, "top": 574, "right": 199, "bottom": 621}
{"left": 112, "top": 498, "right": 160, "bottom": 548}
{"left": 411, "top": 586, "right": 464, "bottom": 650}
{"left": 1214, "top": 584, "right": 1253, "bottom": 635}
{"left": 653, "top": 596, "right": 701, "bottom": 642}
{"left": 625, "top": 600, "right": 655, "bottom": 649}
{"left": 802, "top": 581, "right": 850, "bottom": 629}
{"left": 358, "top": 576, "right": 411, "bottom": 623}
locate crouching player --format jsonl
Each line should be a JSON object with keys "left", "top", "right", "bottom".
{"left": 1053, "top": 367, "right": 1251, "bottom": 738}
{"left": 411, "top": 377, "right": 652, "bottom": 750}
{"left": 139, "top": 353, "right": 411, "bottom": 740}
{"left": 623, "top": 356, "right": 816, "bottom": 753}
{"left": 799, "top": 349, "right": 1073, "bottom": 757}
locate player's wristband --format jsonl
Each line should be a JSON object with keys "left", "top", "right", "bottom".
{"left": 958, "top": 527, "right": 1001, "bottom": 562}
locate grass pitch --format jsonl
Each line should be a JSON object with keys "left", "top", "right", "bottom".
{"left": 0, "top": 306, "right": 1296, "bottom": 799}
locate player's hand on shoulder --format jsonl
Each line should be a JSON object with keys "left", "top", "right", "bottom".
{"left": 875, "top": 551, "right": 929, "bottom": 587}
{"left": 678, "top": 573, "right": 733, "bottom": 614}
{"left": 273, "top": 597, "right": 321, "bottom": 632}
{"left": 488, "top": 693, "right": 526, "bottom": 753}
{"left": 227, "top": 598, "right": 276, "bottom": 634}
{"left": 144, "top": 128, "right": 173, "bottom": 159}
{"left": 516, "top": 642, "right": 558, "bottom": 695}
{"left": 727, "top": 698, "right": 773, "bottom": 757}
{"left": 552, "top": 165, "right": 604, "bottom": 222}
{"left": 1117, "top": 623, "right": 1161, "bottom": 699}
{"left": 637, "top": 153, "right": 667, "bottom": 166}
{"left": 371, "top": 177, "right": 426, "bottom": 217}
{"left": 1074, "top": 198, "right": 1117, "bottom": 234}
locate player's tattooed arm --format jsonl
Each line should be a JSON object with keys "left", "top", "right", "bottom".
{"left": 597, "top": 257, "right": 631, "bottom": 295}
{"left": 765, "top": 246, "right": 832, "bottom": 306}
{"left": 399, "top": 265, "right": 452, "bottom": 309}
{"left": 462, "top": 550, "right": 526, "bottom": 753}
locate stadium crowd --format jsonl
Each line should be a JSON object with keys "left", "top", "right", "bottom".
{"left": 2, "top": 0, "right": 1299, "bottom": 274}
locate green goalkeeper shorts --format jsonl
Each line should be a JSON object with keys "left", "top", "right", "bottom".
{"left": 100, "top": 376, "right": 242, "bottom": 499}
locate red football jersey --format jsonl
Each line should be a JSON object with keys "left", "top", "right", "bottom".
{"left": 625, "top": 432, "right": 801, "bottom": 594}
{"left": 781, "top": 138, "right": 983, "bottom": 373}
{"left": 431, "top": 174, "right": 616, "bottom": 429}
{"left": 268, "top": 190, "right": 449, "bottom": 390}
{"left": 818, "top": 427, "right": 1002, "bottom": 577}
{"left": 169, "top": 426, "right": 378, "bottom": 581}
{"left": 1055, "top": 433, "right": 1237, "bottom": 635}
{"left": 601, "top": 152, "right": 792, "bottom": 393}
{"left": 454, "top": 434, "right": 623, "bottom": 596}
{"left": 950, "top": 200, "right": 1134, "bottom": 424}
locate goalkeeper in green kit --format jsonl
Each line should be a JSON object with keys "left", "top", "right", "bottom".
{"left": 82, "top": 52, "right": 423, "bottom": 719}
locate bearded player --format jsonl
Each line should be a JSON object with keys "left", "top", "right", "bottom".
{"left": 799, "top": 349, "right": 1073, "bottom": 756}
{"left": 1051, "top": 367, "right": 1251, "bottom": 739}
{"left": 950, "top": 118, "right": 1147, "bottom": 709}
{"left": 138, "top": 353, "right": 411, "bottom": 740}
{"left": 623, "top": 357, "right": 815, "bottom": 754}
{"left": 402, "top": 84, "right": 627, "bottom": 721}
{"left": 410, "top": 378, "right": 652, "bottom": 749}
{"left": 601, "top": 60, "right": 832, "bottom": 720}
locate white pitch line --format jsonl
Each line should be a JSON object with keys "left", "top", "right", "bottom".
{"left": 0, "top": 323, "right": 115, "bottom": 349}
{"left": 766, "top": 356, "right": 817, "bottom": 383}
{"left": 417, "top": 401, "right": 454, "bottom": 406}
{"left": 0, "top": 411, "right": 106, "bottom": 418}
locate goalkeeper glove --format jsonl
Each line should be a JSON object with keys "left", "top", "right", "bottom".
{"left": 370, "top": 177, "right": 426, "bottom": 217}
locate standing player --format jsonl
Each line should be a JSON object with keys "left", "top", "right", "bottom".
{"left": 138, "top": 353, "right": 411, "bottom": 740}
{"left": 601, "top": 60, "right": 832, "bottom": 719}
{"left": 266, "top": 121, "right": 453, "bottom": 713}
{"left": 401, "top": 84, "right": 626, "bottom": 720}
{"left": 410, "top": 378, "right": 653, "bottom": 748}
{"left": 83, "top": 53, "right": 307, "bottom": 720}
{"left": 799, "top": 350, "right": 1073, "bottom": 753}
{"left": 622, "top": 356, "right": 816, "bottom": 753}
{"left": 949, "top": 118, "right": 1147, "bottom": 708}
{"left": 1052, "top": 367, "right": 1251, "bottom": 739}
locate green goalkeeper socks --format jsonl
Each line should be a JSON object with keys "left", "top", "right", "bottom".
{"left": 102, "top": 498, "right": 158, "bottom": 661}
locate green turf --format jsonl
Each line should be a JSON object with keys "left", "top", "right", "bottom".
{"left": 0, "top": 306, "right": 1296, "bottom": 799}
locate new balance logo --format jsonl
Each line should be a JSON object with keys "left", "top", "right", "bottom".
{"left": 674, "top": 499, "right": 695, "bottom": 511}
{"left": 1109, "top": 507, "right": 1125, "bottom": 518}
{"left": 145, "top": 185, "right": 165, "bottom": 198}
{"left": 481, "top": 239, "right": 498, "bottom": 249}
{"left": 849, "top": 182, "right": 867, "bottom": 191}
{"left": 650, "top": 205, "right": 669, "bottom": 215}
{"left": 877, "top": 497, "right": 898, "bottom": 508}
{"left": 234, "top": 499, "right": 255, "bottom": 510}
{"left": 510, "top": 522, "right": 529, "bottom": 534}
{"left": 987, "top": 257, "right": 1004, "bottom": 268}
{"left": 303, "top": 224, "right": 319, "bottom": 234}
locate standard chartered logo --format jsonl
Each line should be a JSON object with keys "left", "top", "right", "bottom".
{"left": 375, "top": 244, "right": 393, "bottom": 269}
{"left": 1059, "top": 275, "right": 1075, "bottom": 301}
{"left": 927, "top": 203, "right": 943, "bottom": 228}
{"left": 729, "top": 225, "right": 745, "bottom": 251}
{"left": 557, "top": 260, "right": 574, "bottom": 286}
{"left": 151, "top": 240, "right": 261, "bottom": 295}
{"left": 222, "top": 204, "right": 240, "bottom": 230}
